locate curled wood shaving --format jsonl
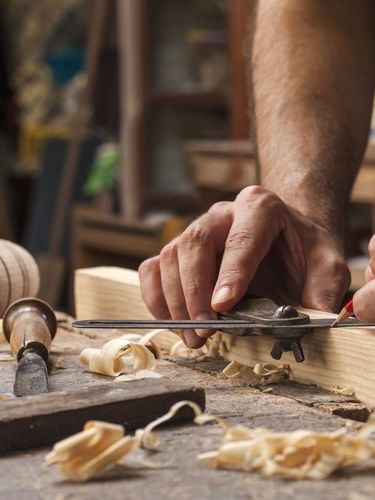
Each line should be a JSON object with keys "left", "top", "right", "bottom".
{"left": 222, "top": 360, "right": 290, "bottom": 386}
{"left": 114, "top": 330, "right": 163, "bottom": 359}
{"left": 45, "top": 421, "right": 139, "bottom": 481}
{"left": 139, "top": 400, "right": 203, "bottom": 449}
{"left": 45, "top": 400, "right": 203, "bottom": 481}
{"left": 80, "top": 335, "right": 157, "bottom": 377}
{"left": 195, "top": 414, "right": 375, "bottom": 479}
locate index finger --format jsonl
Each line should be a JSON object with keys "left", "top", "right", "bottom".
{"left": 178, "top": 203, "right": 233, "bottom": 337}
{"left": 211, "top": 187, "right": 286, "bottom": 311}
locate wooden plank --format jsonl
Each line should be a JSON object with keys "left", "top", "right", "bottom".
{"left": 0, "top": 379, "right": 204, "bottom": 454}
{"left": 75, "top": 266, "right": 375, "bottom": 408}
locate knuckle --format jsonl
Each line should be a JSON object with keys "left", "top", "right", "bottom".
{"left": 236, "top": 185, "right": 282, "bottom": 213}
{"left": 179, "top": 224, "right": 208, "bottom": 249}
{"left": 138, "top": 256, "right": 159, "bottom": 276}
{"left": 183, "top": 281, "right": 201, "bottom": 300}
{"left": 160, "top": 240, "right": 179, "bottom": 262}
{"left": 237, "top": 185, "right": 268, "bottom": 200}
{"left": 225, "top": 231, "right": 254, "bottom": 251}
{"left": 208, "top": 201, "right": 232, "bottom": 216}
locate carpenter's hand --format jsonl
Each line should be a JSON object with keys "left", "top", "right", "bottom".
{"left": 139, "top": 186, "right": 350, "bottom": 348}
{"left": 353, "top": 234, "right": 375, "bottom": 322}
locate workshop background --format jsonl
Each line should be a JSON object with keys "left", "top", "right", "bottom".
{"left": 0, "top": 0, "right": 373, "bottom": 312}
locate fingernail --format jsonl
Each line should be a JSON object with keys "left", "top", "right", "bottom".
{"left": 212, "top": 286, "right": 234, "bottom": 306}
{"left": 183, "top": 329, "right": 206, "bottom": 348}
{"left": 195, "top": 311, "right": 217, "bottom": 338}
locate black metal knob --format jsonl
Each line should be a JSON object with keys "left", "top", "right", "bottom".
{"left": 273, "top": 305, "right": 299, "bottom": 319}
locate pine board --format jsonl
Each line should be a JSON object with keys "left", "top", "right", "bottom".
{"left": 75, "top": 266, "right": 375, "bottom": 408}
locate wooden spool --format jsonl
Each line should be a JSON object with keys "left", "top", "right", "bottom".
{"left": 0, "top": 240, "right": 40, "bottom": 316}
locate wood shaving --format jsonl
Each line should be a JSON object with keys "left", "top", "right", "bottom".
{"left": 169, "top": 340, "right": 209, "bottom": 361}
{"left": 80, "top": 337, "right": 156, "bottom": 377}
{"left": 0, "top": 354, "right": 16, "bottom": 362}
{"left": 45, "top": 397, "right": 375, "bottom": 482}
{"left": 222, "top": 360, "right": 290, "bottom": 386}
{"left": 45, "top": 400, "right": 202, "bottom": 481}
{"left": 168, "top": 332, "right": 235, "bottom": 361}
{"left": 195, "top": 414, "right": 375, "bottom": 479}
{"left": 115, "top": 369, "right": 162, "bottom": 382}
{"left": 331, "top": 387, "right": 355, "bottom": 397}
{"left": 0, "top": 393, "right": 15, "bottom": 400}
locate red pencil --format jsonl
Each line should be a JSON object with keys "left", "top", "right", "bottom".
{"left": 331, "top": 299, "right": 354, "bottom": 327}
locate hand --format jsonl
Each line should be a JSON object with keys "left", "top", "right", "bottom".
{"left": 353, "top": 234, "right": 375, "bottom": 322}
{"left": 139, "top": 186, "right": 350, "bottom": 348}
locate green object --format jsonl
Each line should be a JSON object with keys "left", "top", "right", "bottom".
{"left": 84, "top": 144, "right": 119, "bottom": 196}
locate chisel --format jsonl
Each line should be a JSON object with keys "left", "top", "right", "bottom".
{"left": 3, "top": 298, "right": 57, "bottom": 397}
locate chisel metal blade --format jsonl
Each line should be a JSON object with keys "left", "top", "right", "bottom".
{"left": 14, "top": 349, "right": 49, "bottom": 397}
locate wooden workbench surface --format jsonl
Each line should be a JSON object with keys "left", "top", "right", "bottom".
{"left": 1, "top": 321, "right": 375, "bottom": 500}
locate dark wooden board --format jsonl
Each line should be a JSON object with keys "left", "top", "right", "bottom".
{"left": 0, "top": 321, "right": 205, "bottom": 454}
{"left": 0, "top": 378, "right": 204, "bottom": 454}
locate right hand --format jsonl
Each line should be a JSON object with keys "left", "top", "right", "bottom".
{"left": 139, "top": 186, "right": 350, "bottom": 348}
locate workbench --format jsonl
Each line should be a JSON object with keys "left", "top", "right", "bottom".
{"left": 1, "top": 319, "right": 375, "bottom": 500}
{"left": 0, "top": 321, "right": 375, "bottom": 500}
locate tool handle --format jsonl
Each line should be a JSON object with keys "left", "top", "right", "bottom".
{"left": 3, "top": 298, "right": 57, "bottom": 360}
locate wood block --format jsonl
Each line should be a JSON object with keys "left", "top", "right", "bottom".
{"left": 75, "top": 267, "right": 375, "bottom": 408}
{"left": 0, "top": 379, "right": 205, "bottom": 453}
{"left": 75, "top": 267, "right": 151, "bottom": 319}
{"left": 75, "top": 267, "right": 179, "bottom": 351}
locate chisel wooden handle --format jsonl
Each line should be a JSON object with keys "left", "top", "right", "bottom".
{"left": 3, "top": 298, "right": 57, "bottom": 361}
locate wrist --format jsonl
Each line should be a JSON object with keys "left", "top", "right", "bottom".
{"left": 263, "top": 186, "right": 347, "bottom": 254}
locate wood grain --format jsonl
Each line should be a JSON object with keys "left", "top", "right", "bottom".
{"left": 0, "top": 240, "right": 40, "bottom": 316}
{"left": 75, "top": 266, "right": 375, "bottom": 408}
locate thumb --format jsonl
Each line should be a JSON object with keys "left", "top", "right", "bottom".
{"left": 353, "top": 281, "right": 375, "bottom": 322}
{"left": 301, "top": 257, "right": 350, "bottom": 312}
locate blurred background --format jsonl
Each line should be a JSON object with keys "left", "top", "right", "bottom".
{"left": 0, "top": 0, "right": 373, "bottom": 311}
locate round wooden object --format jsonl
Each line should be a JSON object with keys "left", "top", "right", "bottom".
{"left": 0, "top": 240, "right": 40, "bottom": 317}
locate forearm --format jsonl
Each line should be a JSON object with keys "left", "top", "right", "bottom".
{"left": 251, "top": 0, "right": 375, "bottom": 245}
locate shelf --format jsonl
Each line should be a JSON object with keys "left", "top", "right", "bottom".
{"left": 147, "top": 92, "right": 228, "bottom": 109}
